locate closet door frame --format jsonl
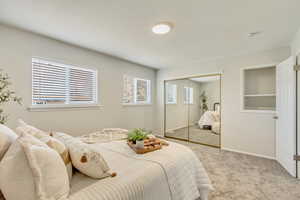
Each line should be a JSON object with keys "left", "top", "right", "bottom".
{"left": 163, "top": 73, "right": 222, "bottom": 148}
{"left": 296, "top": 52, "right": 300, "bottom": 178}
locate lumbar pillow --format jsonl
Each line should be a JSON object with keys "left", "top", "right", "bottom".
{"left": 16, "top": 120, "right": 73, "bottom": 180}
{"left": 0, "top": 124, "right": 18, "bottom": 161}
{"left": 0, "top": 133, "right": 70, "bottom": 200}
{"left": 19, "top": 133, "right": 70, "bottom": 200}
{"left": 54, "top": 132, "right": 114, "bottom": 179}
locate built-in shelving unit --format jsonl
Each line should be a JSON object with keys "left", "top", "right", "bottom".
{"left": 241, "top": 65, "right": 276, "bottom": 112}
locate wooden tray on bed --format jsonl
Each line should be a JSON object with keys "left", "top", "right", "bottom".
{"left": 127, "top": 138, "right": 168, "bottom": 154}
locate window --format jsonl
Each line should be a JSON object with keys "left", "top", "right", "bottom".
{"left": 166, "top": 83, "right": 177, "bottom": 104}
{"left": 184, "top": 87, "right": 193, "bottom": 104}
{"left": 122, "top": 75, "right": 151, "bottom": 104}
{"left": 32, "top": 58, "right": 97, "bottom": 107}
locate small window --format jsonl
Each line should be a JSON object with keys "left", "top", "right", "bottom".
{"left": 184, "top": 87, "right": 193, "bottom": 104}
{"left": 166, "top": 83, "right": 177, "bottom": 104}
{"left": 32, "top": 58, "right": 97, "bottom": 107}
{"left": 123, "top": 75, "right": 151, "bottom": 104}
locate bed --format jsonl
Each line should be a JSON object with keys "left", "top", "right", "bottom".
{"left": 0, "top": 129, "right": 213, "bottom": 200}
{"left": 198, "top": 103, "right": 220, "bottom": 134}
{"left": 69, "top": 140, "right": 213, "bottom": 200}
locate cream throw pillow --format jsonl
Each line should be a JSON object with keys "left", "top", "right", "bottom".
{"left": 19, "top": 133, "right": 70, "bottom": 200}
{"left": 54, "top": 132, "right": 112, "bottom": 179}
{"left": 0, "top": 133, "right": 69, "bottom": 200}
{"left": 0, "top": 124, "right": 18, "bottom": 161}
{"left": 0, "top": 137, "right": 36, "bottom": 200}
{"left": 16, "top": 120, "right": 73, "bottom": 181}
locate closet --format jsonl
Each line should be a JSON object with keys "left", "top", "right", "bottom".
{"left": 164, "top": 74, "right": 221, "bottom": 148}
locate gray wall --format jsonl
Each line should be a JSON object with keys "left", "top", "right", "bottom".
{"left": 291, "top": 28, "right": 300, "bottom": 56}
{"left": 0, "top": 24, "right": 157, "bottom": 136}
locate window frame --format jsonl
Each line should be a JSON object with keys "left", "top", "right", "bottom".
{"left": 133, "top": 78, "right": 152, "bottom": 104}
{"left": 122, "top": 75, "right": 152, "bottom": 106}
{"left": 166, "top": 83, "right": 177, "bottom": 104}
{"left": 30, "top": 58, "right": 100, "bottom": 110}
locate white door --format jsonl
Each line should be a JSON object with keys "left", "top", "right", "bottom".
{"left": 276, "top": 56, "right": 297, "bottom": 177}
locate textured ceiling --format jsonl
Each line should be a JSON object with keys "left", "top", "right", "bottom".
{"left": 1, "top": 0, "right": 300, "bottom": 69}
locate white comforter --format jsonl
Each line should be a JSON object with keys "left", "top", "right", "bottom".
{"left": 69, "top": 141, "right": 213, "bottom": 200}
{"left": 198, "top": 111, "right": 220, "bottom": 129}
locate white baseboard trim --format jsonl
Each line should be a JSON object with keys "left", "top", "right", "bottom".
{"left": 221, "top": 147, "right": 276, "bottom": 160}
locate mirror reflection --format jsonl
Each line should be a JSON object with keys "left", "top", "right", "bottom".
{"left": 165, "top": 75, "right": 221, "bottom": 147}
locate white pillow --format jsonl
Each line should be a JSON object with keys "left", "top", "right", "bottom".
{"left": 0, "top": 124, "right": 18, "bottom": 161}
{"left": 54, "top": 132, "right": 112, "bottom": 179}
{"left": 16, "top": 120, "right": 73, "bottom": 181}
{"left": 18, "top": 133, "right": 70, "bottom": 200}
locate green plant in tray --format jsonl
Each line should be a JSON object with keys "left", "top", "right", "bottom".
{"left": 127, "top": 128, "right": 148, "bottom": 143}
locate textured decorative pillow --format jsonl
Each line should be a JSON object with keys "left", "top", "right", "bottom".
{"left": 54, "top": 132, "right": 113, "bottom": 179}
{"left": 16, "top": 119, "right": 49, "bottom": 138}
{"left": 18, "top": 133, "right": 70, "bottom": 200}
{"left": 0, "top": 124, "right": 18, "bottom": 161}
{"left": 0, "top": 134, "right": 40, "bottom": 200}
{"left": 16, "top": 120, "right": 73, "bottom": 180}
{"left": 0, "top": 191, "right": 4, "bottom": 200}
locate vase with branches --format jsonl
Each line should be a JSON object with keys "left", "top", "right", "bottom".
{"left": 0, "top": 70, "right": 22, "bottom": 124}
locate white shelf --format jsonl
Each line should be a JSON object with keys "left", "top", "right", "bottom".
{"left": 241, "top": 109, "right": 276, "bottom": 114}
{"left": 244, "top": 93, "right": 276, "bottom": 97}
{"left": 241, "top": 65, "right": 276, "bottom": 112}
{"left": 244, "top": 106, "right": 275, "bottom": 110}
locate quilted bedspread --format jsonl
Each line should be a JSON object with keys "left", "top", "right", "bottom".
{"left": 69, "top": 140, "right": 213, "bottom": 200}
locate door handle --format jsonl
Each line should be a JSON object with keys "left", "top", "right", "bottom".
{"left": 273, "top": 116, "right": 278, "bottom": 119}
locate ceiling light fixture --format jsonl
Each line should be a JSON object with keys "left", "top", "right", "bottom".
{"left": 152, "top": 22, "right": 172, "bottom": 35}
{"left": 248, "top": 31, "right": 262, "bottom": 38}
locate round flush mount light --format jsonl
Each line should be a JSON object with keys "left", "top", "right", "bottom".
{"left": 248, "top": 31, "right": 263, "bottom": 38}
{"left": 152, "top": 22, "right": 173, "bottom": 35}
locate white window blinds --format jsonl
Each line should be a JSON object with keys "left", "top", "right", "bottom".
{"left": 32, "top": 58, "right": 97, "bottom": 106}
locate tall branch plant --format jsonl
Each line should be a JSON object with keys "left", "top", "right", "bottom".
{"left": 0, "top": 70, "right": 22, "bottom": 124}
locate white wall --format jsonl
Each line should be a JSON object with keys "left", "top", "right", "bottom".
{"left": 0, "top": 25, "right": 157, "bottom": 136}
{"left": 156, "top": 47, "right": 290, "bottom": 158}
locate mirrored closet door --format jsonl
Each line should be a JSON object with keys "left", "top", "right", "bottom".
{"left": 165, "top": 79, "right": 189, "bottom": 140}
{"left": 164, "top": 74, "right": 221, "bottom": 148}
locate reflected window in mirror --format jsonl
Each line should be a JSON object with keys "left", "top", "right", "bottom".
{"left": 184, "top": 87, "right": 193, "bottom": 104}
{"left": 166, "top": 83, "right": 177, "bottom": 104}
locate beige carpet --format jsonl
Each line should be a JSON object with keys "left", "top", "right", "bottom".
{"left": 166, "top": 125, "right": 220, "bottom": 146}
{"left": 168, "top": 139, "right": 300, "bottom": 200}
